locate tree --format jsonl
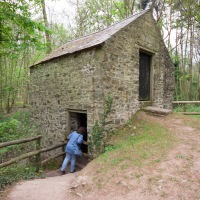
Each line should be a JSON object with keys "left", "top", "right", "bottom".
{"left": 67, "top": 0, "right": 142, "bottom": 38}
{"left": 153, "top": 0, "right": 200, "bottom": 100}
{"left": 50, "top": 23, "right": 69, "bottom": 49}
{"left": 0, "top": 0, "right": 47, "bottom": 113}
{"left": 40, "top": 0, "right": 52, "bottom": 53}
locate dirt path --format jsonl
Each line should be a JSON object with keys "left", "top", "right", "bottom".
{"left": 5, "top": 113, "right": 200, "bottom": 200}
{"left": 7, "top": 173, "right": 76, "bottom": 200}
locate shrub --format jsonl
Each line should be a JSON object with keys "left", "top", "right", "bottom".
{"left": 0, "top": 110, "right": 39, "bottom": 190}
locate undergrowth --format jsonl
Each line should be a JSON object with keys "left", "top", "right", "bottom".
{"left": 0, "top": 110, "right": 40, "bottom": 191}
{"left": 0, "top": 110, "right": 37, "bottom": 143}
{"left": 173, "top": 104, "right": 200, "bottom": 112}
{"left": 173, "top": 104, "right": 200, "bottom": 119}
{"left": 0, "top": 111, "right": 38, "bottom": 162}
{"left": 0, "top": 164, "right": 44, "bottom": 191}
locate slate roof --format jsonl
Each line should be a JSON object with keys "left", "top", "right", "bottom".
{"left": 35, "top": 9, "right": 150, "bottom": 66}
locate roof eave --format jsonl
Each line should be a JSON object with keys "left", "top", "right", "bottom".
{"left": 30, "top": 43, "right": 104, "bottom": 68}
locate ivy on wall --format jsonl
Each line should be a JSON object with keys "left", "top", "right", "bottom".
{"left": 89, "top": 94, "right": 113, "bottom": 158}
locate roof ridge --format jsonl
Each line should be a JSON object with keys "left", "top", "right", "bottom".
{"left": 66, "top": 9, "right": 149, "bottom": 44}
{"left": 32, "top": 9, "right": 150, "bottom": 66}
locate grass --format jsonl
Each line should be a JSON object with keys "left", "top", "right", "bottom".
{"left": 82, "top": 112, "right": 199, "bottom": 191}
{"left": 91, "top": 113, "right": 175, "bottom": 181}
{"left": 173, "top": 104, "right": 200, "bottom": 112}
{"left": 192, "top": 115, "right": 200, "bottom": 119}
{"left": 173, "top": 104, "right": 200, "bottom": 119}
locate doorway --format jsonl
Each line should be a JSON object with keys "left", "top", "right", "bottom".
{"left": 139, "top": 52, "right": 151, "bottom": 101}
{"left": 69, "top": 111, "right": 88, "bottom": 153}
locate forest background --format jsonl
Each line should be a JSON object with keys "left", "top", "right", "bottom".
{"left": 0, "top": 0, "right": 200, "bottom": 191}
{"left": 0, "top": 0, "right": 200, "bottom": 114}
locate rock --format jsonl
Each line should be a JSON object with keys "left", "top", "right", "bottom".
{"left": 70, "top": 176, "right": 90, "bottom": 189}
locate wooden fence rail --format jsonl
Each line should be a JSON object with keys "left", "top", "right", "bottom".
{"left": 0, "top": 135, "right": 42, "bottom": 149}
{"left": 173, "top": 101, "right": 200, "bottom": 115}
{"left": 2, "top": 101, "right": 198, "bottom": 170}
{"left": 0, "top": 135, "right": 67, "bottom": 172}
{"left": 173, "top": 101, "right": 200, "bottom": 103}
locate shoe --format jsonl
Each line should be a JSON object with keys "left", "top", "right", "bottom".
{"left": 61, "top": 171, "right": 65, "bottom": 175}
{"left": 70, "top": 170, "right": 76, "bottom": 173}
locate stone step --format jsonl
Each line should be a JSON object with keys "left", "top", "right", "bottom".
{"left": 143, "top": 106, "right": 172, "bottom": 116}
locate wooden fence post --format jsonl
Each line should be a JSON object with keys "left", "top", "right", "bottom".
{"left": 35, "top": 136, "right": 41, "bottom": 172}
{"left": 184, "top": 103, "right": 186, "bottom": 112}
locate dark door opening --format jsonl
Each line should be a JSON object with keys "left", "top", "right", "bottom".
{"left": 69, "top": 112, "right": 88, "bottom": 153}
{"left": 139, "top": 52, "right": 151, "bottom": 101}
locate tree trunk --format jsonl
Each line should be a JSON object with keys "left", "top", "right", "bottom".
{"left": 41, "top": 0, "right": 52, "bottom": 53}
{"left": 180, "top": 26, "right": 185, "bottom": 100}
{"left": 150, "top": 0, "right": 156, "bottom": 10}
{"left": 0, "top": 19, "right": 2, "bottom": 112}
{"left": 197, "top": 63, "right": 200, "bottom": 100}
{"left": 189, "top": 18, "right": 195, "bottom": 100}
{"left": 168, "top": 0, "right": 173, "bottom": 49}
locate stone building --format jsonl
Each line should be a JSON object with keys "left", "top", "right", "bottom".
{"left": 30, "top": 9, "right": 174, "bottom": 152}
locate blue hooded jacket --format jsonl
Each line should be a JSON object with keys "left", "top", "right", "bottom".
{"left": 65, "top": 131, "right": 83, "bottom": 154}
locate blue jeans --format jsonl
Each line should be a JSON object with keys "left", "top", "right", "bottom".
{"left": 61, "top": 152, "right": 76, "bottom": 173}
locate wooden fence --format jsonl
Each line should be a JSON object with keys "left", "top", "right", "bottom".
{"left": 173, "top": 101, "right": 200, "bottom": 115}
{"left": 1, "top": 101, "right": 199, "bottom": 171}
{"left": 0, "top": 135, "right": 67, "bottom": 172}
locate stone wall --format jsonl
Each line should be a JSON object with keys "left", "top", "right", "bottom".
{"left": 30, "top": 11, "right": 174, "bottom": 155}
{"left": 98, "top": 11, "right": 174, "bottom": 130}
{"left": 30, "top": 48, "right": 103, "bottom": 152}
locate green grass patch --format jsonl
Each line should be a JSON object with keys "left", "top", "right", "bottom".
{"left": 191, "top": 115, "right": 200, "bottom": 119}
{"left": 173, "top": 104, "right": 200, "bottom": 112}
{"left": 96, "top": 114, "right": 174, "bottom": 172}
